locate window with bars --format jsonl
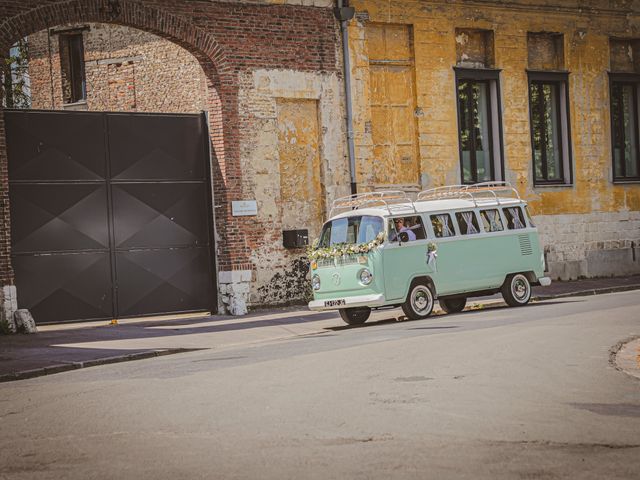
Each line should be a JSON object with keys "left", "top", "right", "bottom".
{"left": 609, "top": 74, "right": 640, "bottom": 181}
{"left": 528, "top": 71, "right": 572, "bottom": 185}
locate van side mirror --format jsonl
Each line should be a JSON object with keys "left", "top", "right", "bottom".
{"left": 399, "top": 232, "right": 409, "bottom": 243}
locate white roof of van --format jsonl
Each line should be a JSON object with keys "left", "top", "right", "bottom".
{"left": 328, "top": 182, "right": 525, "bottom": 220}
{"left": 331, "top": 197, "right": 524, "bottom": 220}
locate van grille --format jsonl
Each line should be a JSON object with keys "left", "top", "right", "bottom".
{"left": 519, "top": 234, "right": 533, "bottom": 256}
{"left": 316, "top": 255, "right": 360, "bottom": 268}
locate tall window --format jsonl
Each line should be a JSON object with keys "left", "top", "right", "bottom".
{"left": 59, "top": 32, "right": 86, "bottom": 104}
{"left": 456, "top": 69, "right": 504, "bottom": 184}
{"left": 609, "top": 74, "right": 640, "bottom": 181}
{"left": 528, "top": 72, "right": 572, "bottom": 185}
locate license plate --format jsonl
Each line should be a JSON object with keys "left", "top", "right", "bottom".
{"left": 324, "top": 299, "right": 346, "bottom": 307}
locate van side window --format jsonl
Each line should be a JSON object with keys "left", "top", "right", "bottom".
{"left": 480, "top": 209, "right": 504, "bottom": 232}
{"left": 430, "top": 214, "right": 455, "bottom": 238}
{"left": 389, "top": 216, "right": 427, "bottom": 242}
{"left": 455, "top": 211, "right": 480, "bottom": 235}
{"left": 503, "top": 206, "right": 526, "bottom": 230}
{"left": 524, "top": 206, "right": 536, "bottom": 227}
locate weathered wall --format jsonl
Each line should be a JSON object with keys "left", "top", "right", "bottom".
{"left": 237, "top": 69, "right": 348, "bottom": 306}
{"left": 0, "top": 0, "right": 343, "bottom": 318}
{"left": 28, "top": 23, "right": 208, "bottom": 113}
{"left": 349, "top": 0, "right": 640, "bottom": 279}
{"left": 536, "top": 211, "right": 640, "bottom": 279}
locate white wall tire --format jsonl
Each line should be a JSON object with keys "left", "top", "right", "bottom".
{"left": 501, "top": 273, "right": 531, "bottom": 307}
{"left": 402, "top": 283, "right": 434, "bottom": 320}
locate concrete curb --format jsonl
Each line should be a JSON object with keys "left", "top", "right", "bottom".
{"left": 0, "top": 348, "right": 204, "bottom": 383}
{"left": 532, "top": 283, "right": 640, "bottom": 301}
{"left": 2, "top": 282, "right": 639, "bottom": 383}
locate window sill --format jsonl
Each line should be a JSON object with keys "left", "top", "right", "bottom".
{"left": 62, "top": 100, "right": 88, "bottom": 111}
{"left": 533, "top": 183, "right": 574, "bottom": 189}
{"left": 612, "top": 180, "right": 640, "bottom": 185}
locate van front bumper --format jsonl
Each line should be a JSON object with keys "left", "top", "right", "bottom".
{"left": 538, "top": 276, "right": 552, "bottom": 287}
{"left": 308, "top": 293, "right": 385, "bottom": 311}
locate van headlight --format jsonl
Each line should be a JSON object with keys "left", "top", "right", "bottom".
{"left": 312, "top": 274, "right": 321, "bottom": 291}
{"left": 359, "top": 268, "right": 373, "bottom": 285}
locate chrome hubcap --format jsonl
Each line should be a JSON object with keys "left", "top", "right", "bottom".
{"left": 412, "top": 286, "right": 432, "bottom": 313}
{"left": 512, "top": 276, "right": 530, "bottom": 301}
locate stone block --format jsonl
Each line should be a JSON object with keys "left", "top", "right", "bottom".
{"left": 231, "top": 283, "right": 251, "bottom": 294}
{"left": 586, "top": 248, "right": 640, "bottom": 277}
{"left": 1, "top": 286, "right": 18, "bottom": 334}
{"left": 228, "top": 294, "right": 248, "bottom": 316}
{"left": 218, "top": 270, "right": 252, "bottom": 285}
{"left": 14, "top": 309, "right": 37, "bottom": 334}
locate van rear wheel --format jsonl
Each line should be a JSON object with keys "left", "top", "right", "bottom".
{"left": 401, "top": 283, "right": 434, "bottom": 320}
{"left": 439, "top": 297, "right": 466, "bottom": 314}
{"left": 501, "top": 273, "right": 532, "bottom": 307}
{"left": 339, "top": 307, "right": 371, "bottom": 325}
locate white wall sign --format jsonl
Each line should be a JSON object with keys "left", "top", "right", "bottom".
{"left": 232, "top": 200, "right": 258, "bottom": 216}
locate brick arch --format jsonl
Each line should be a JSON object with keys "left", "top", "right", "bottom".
{"left": 0, "top": 0, "right": 231, "bottom": 75}
{"left": 0, "top": 0, "right": 247, "bottom": 288}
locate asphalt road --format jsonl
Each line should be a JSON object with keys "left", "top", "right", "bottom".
{"left": 1, "top": 291, "right": 639, "bottom": 479}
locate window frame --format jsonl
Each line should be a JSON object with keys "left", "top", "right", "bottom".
{"left": 608, "top": 72, "right": 640, "bottom": 182}
{"left": 430, "top": 213, "right": 457, "bottom": 238}
{"left": 59, "top": 31, "right": 87, "bottom": 104}
{"left": 479, "top": 208, "right": 505, "bottom": 233}
{"left": 527, "top": 70, "right": 573, "bottom": 186}
{"left": 503, "top": 206, "right": 527, "bottom": 230}
{"left": 455, "top": 210, "right": 481, "bottom": 235}
{"left": 388, "top": 215, "right": 428, "bottom": 242}
{"left": 454, "top": 67, "right": 505, "bottom": 185}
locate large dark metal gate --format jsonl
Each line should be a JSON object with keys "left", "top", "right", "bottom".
{"left": 6, "top": 110, "right": 217, "bottom": 323}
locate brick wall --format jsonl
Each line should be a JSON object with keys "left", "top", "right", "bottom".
{"left": 0, "top": 0, "right": 341, "bottom": 312}
{"left": 28, "top": 23, "right": 209, "bottom": 113}
{"left": 0, "top": 111, "right": 12, "bottom": 286}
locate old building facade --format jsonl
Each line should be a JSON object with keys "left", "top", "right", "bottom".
{"left": 0, "top": 0, "right": 347, "bottom": 324}
{"left": 347, "top": 0, "right": 640, "bottom": 280}
{"left": 1, "top": 0, "right": 640, "bottom": 325}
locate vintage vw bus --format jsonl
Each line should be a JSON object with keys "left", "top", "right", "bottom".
{"left": 307, "top": 182, "right": 551, "bottom": 325}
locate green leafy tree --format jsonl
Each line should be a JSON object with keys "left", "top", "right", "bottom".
{"left": 2, "top": 39, "right": 31, "bottom": 109}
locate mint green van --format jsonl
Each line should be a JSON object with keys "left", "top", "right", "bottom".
{"left": 307, "top": 182, "right": 551, "bottom": 325}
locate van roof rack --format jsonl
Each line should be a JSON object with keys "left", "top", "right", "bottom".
{"left": 416, "top": 181, "right": 521, "bottom": 206}
{"left": 328, "top": 183, "right": 521, "bottom": 218}
{"left": 330, "top": 190, "right": 416, "bottom": 217}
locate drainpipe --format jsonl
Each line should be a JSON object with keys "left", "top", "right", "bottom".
{"left": 334, "top": 0, "right": 357, "bottom": 195}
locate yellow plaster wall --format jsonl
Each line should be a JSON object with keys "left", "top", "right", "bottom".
{"left": 349, "top": 0, "right": 640, "bottom": 216}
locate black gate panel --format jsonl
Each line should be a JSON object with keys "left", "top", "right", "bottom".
{"left": 12, "top": 253, "right": 113, "bottom": 323}
{"left": 7, "top": 110, "right": 106, "bottom": 181}
{"left": 6, "top": 110, "right": 216, "bottom": 323}
{"left": 111, "top": 183, "right": 209, "bottom": 249}
{"left": 107, "top": 114, "right": 206, "bottom": 181}
{"left": 115, "top": 248, "right": 212, "bottom": 317}
{"left": 10, "top": 184, "right": 110, "bottom": 253}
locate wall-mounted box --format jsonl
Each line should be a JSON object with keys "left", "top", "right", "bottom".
{"left": 282, "top": 229, "right": 308, "bottom": 248}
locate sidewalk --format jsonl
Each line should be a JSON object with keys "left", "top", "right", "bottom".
{"left": 1, "top": 275, "right": 639, "bottom": 382}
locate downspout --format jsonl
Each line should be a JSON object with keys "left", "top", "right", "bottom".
{"left": 334, "top": 0, "right": 357, "bottom": 195}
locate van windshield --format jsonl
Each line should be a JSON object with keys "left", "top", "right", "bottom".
{"left": 318, "top": 215, "right": 384, "bottom": 247}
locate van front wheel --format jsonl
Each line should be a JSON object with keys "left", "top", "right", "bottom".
{"left": 402, "top": 283, "right": 434, "bottom": 320}
{"left": 501, "top": 274, "right": 532, "bottom": 307}
{"left": 439, "top": 297, "right": 466, "bottom": 314}
{"left": 339, "top": 307, "right": 371, "bottom": 325}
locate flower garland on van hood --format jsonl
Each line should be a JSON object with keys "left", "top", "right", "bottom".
{"left": 307, "top": 232, "right": 385, "bottom": 261}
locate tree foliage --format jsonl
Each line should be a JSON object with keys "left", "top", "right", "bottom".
{"left": 2, "top": 39, "right": 31, "bottom": 109}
